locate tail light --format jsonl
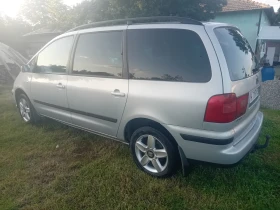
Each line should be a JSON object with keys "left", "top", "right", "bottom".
{"left": 236, "top": 93, "right": 249, "bottom": 118}
{"left": 204, "top": 93, "right": 249, "bottom": 123}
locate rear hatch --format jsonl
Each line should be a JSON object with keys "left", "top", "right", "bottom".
{"left": 205, "top": 27, "right": 261, "bottom": 144}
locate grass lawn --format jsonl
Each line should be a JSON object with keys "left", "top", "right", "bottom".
{"left": 0, "top": 85, "right": 280, "bottom": 210}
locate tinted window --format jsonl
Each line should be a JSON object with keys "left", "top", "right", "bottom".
{"left": 214, "top": 27, "right": 257, "bottom": 81}
{"left": 35, "top": 36, "right": 73, "bottom": 74}
{"left": 73, "top": 31, "right": 123, "bottom": 78}
{"left": 127, "top": 29, "right": 211, "bottom": 82}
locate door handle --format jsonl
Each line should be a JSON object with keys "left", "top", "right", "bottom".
{"left": 56, "top": 83, "right": 65, "bottom": 89}
{"left": 111, "top": 89, "right": 125, "bottom": 97}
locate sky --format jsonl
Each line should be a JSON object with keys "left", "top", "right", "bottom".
{"left": 255, "top": 0, "right": 280, "bottom": 11}
{"left": 0, "top": 0, "right": 83, "bottom": 18}
{"left": 0, "top": 0, "right": 279, "bottom": 18}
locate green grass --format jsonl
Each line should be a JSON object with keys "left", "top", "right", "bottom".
{"left": 0, "top": 85, "right": 280, "bottom": 210}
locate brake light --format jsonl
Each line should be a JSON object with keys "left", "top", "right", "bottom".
{"left": 204, "top": 93, "right": 248, "bottom": 123}
{"left": 236, "top": 93, "right": 249, "bottom": 118}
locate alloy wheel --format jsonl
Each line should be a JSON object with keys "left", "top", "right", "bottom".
{"left": 19, "top": 98, "right": 31, "bottom": 122}
{"left": 135, "top": 134, "right": 168, "bottom": 173}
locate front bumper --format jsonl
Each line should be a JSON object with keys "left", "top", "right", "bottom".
{"left": 165, "top": 111, "right": 264, "bottom": 165}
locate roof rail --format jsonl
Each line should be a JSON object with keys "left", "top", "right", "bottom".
{"left": 66, "top": 16, "right": 202, "bottom": 32}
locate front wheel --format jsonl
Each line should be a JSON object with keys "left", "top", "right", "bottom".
{"left": 130, "top": 126, "right": 179, "bottom": 177}
{"left": 17, "top": 94, "right": 39, "bottom": 124}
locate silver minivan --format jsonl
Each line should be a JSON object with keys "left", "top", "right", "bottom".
{"left": 12, "top": 17, "right": 268, "bottom": 177}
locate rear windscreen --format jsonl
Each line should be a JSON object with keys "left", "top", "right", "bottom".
{"left": 214, "top": 27, "right": 258, "bottom": 81}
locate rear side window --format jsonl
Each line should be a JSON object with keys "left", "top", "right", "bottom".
{"left": 72, "top": 31, "right": 123, "bottom": 78}
{"left": 35, "top": 36, "right": 73, "bottom": 74}
{"left": 214, "top": 27, "right": 257, "bottom": 81}
{"left": 127, "top": 29, "right": 211, "bottom": 82}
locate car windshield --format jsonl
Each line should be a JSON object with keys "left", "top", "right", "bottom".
{"left": 214, "top": 27, "right": 258, "bottom": 81}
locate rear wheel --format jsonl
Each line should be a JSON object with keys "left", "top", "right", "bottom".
{"left": 130, "top": 126, "right": 178, "bottom": 177}
{"left": 17, "top": 94, "right": 39, "bottom": 124}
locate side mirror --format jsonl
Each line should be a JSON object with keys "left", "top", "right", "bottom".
{"left": 21, "top": 65, "right": 29, "bottom": 72}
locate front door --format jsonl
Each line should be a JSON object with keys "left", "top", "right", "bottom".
{"left": 30, "top": 36, "right": 74, "bottom": 123}
{"left": 67, "top": 29, "right": 128, "bottom": 137}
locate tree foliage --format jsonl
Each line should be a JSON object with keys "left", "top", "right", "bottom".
{"left": 273, "top": 8, "right": 280, "bottom": 25}
{"left": 20, "top": 0, "right": 227, "bottom": 30}
{"left": 0, "top": 16, "right": 30, "bottom": 35}
{"left": 0, "top": 16, "right": 31, "bottom": 54}
{"left": 20, "top": 0, "right": 72, "bottom": 30}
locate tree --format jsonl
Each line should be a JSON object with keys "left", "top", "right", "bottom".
{"left": 20, "top": 0, "right": 72, "bottom": 30}
{"left": 273, "top": 8, "right": 280, "bottom": 26}
{"left": 0, "top": 16, "right": 31, "bottom": 55}
{"left": 19, "top": 0, "right": 227, "bottom": 30}
{"left": 70, "top": 0, "right": 227, "bottom": 26}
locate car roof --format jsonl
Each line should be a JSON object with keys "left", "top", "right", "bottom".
{"left": 202, "top": 22, "right": 236, "bottom": 29}
{"left": 54, "top": 16, "right": 239, "bottom": 44}
{"left": 66, "top": 16, "right": 203, "bottom": 32}
{"left": 61, "top": 21, "right": 235, "bottom": 38}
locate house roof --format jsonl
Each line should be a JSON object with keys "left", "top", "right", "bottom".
{"left": 222, "top": 0, "right": 272, "bottom": 12}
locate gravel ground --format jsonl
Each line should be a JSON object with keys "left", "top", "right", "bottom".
{"left": 261, "top": 80, "right": 280, "bottom": 110}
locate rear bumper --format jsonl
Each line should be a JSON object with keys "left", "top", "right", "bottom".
{"left": 164, "top": 111, "right": 264, "bottom": 164}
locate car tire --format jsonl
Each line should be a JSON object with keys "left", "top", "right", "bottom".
{"left": 130, "top": 126, "right": 178, "bottom": 177}
{"left": 17, "top": 94, "right": 39, "bottom": 124}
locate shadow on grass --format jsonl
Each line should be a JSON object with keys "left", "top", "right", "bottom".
{"left": 34, "top": 116, "right": 280, "bottom": 186}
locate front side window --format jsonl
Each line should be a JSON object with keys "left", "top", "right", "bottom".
{"left": 35, "top": 36, "right": 73, "bottom": 74}
{"left": 72, "top": 31, "right": 123, "bottom": 78}
{"left": 127, "top": 29, "right": 211, "bottom": 82}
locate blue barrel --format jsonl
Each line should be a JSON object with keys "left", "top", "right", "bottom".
{"left": 262, "top": 66, "right": 275, "bottom": 82}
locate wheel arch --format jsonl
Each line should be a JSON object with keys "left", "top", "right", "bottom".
{"left": 15, "top": 88, "right": 27, "bottom": 104}
{"left": 124, "top": 118, "right": 178, "bottom": 147}
{"left": 15, "top": 88, "right": 35, "bottom": 109}
{"left": 15, "top": 87, "right": 40, "bottom": 123}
